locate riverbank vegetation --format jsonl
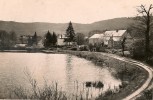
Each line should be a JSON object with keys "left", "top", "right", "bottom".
{"left": 11, "top": 70, "right": 68, "bottom": 100}
{"left": 136, "top": 88, "right": 153, "bottom": 100}
{"left": 11, "top": 69, "right": 109, "bottom": 100}
{"left": 0, "top": 30, "right": 17, "bottom": 49}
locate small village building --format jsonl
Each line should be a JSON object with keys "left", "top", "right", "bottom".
{"left": 89, "top": 34, "right": 104, "bottom": 45}
{"left": 57, "top": 34, "right": 67, "bottom": 46}
{"left": 103, "top": 31, "right": 114, "bottom": 46}
{"left": 36, "top": 39, "right": 44, "bottom": 48}
{"left": 108, "top": 36, "right": 122, "bottom": 48}
{"left": 16, "top": 34, "right": 42, "bottom": 49}
{"left": 14, "top": 43, "right": 27, "bottom": 48}
{"left": 88, "top": 30, "right": 133, "bottom": 51}
{"left": 104, "top": 30, "right": 133, "bottom": 49}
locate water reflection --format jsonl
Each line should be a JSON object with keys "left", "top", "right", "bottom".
{"left": 0, "top": 53, "right": 121, "bottom": 98}
{"left": 65, "top": 54, "right": 73, "bottom": 91}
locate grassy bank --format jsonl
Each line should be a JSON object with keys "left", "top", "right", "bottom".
{"left": 61, "top": 50, "right": 148, "bottom": 100}
{"left": 136, "top": 88, "right": 153, "bottom": 100}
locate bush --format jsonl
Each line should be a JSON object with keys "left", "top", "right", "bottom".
{"left": 137, "top": 89, "right": 153, "bottom": 100}
{"left": 11, "top": 69, "right": 68, "bottom": 100}
{"left": 79, "top": 45, "right": 89, "bottom": 51}
{"left": 131, "top": 39, "right": 145, "bottom": 59}
{"left": 70, "top": 47, "right": 77, "bottom": 51}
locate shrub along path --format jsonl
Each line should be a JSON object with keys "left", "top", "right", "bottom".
{"left": 99, "top": 52, "right": 153, "bottom": 100}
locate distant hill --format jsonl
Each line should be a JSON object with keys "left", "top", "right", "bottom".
{"left": 0, "top": 17, "right": 135, "bottom": 36}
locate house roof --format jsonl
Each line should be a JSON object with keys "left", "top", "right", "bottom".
{"left": 104, "top": 37, "right": 110, "bottom": 41}
{"left": 104, "top": 31, "right": 114, "bottom": 36}
{"left": 89, "top": 34, "right": 104, "bottom": 39}
{"left": 104, "top": 30, "right": 126, "bottom": 37}
{"left": 114, "top": 30, "right": 126, "bottom": 36}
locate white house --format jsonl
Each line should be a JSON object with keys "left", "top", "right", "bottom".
{"left": 57, "top": 34, "right": 67, "bottom": 46}
{"left": 103, "top": 30, "right": 128, "bottom": 45}
{"left": 88, "top": 30, "right": 133, "bottom": 49}
{"left": 106, "top": 30, "right": 133, "bottom": 48}
{"left": 103, "top": 31, "right": 114, "bottom": 46}
{"left": 89, "top": 34, "right": 104, "bottom": 45}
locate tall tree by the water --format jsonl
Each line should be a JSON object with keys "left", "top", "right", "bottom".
{"left": 121, "top": 37, "right": 126, "bottom": 56}
{"left": 43, "top": 31, "right": 52, "bottom": 48}
{"left": 10, "top": 31, "right": 17, "bottom": 42}
{"left": 52, "top": 32, "right": 57, "bottom": 45}
{"left": 10, "top": 31, "right": 17, "bottom": 45}
{"left": 32, "top": 32, "right": 38, "bottom": 45}
{"left": 65, "top": 21, "right": 76, "bottom": 45}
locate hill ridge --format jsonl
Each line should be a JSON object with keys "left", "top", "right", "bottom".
{"left": 0, "top": 17, "right": 135, "bottom": 36}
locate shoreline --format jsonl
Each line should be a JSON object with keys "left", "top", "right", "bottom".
{"left": 60, "top": 50, "right": 151, "bottom": 100}
{"left": 0, "top": 50, "right": 28, "bottom": 52}
{"left": 0, "top": 49, "right": 63, "bottom": 54}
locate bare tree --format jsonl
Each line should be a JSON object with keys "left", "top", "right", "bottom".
{"left": 121, "top": 37, "right": 126, "bottom": 56}
{"left": 136, "top": 4, "right": 153, "bottom": 61}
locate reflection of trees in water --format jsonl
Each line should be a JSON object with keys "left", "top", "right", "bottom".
{"left": 65, "top": 55, "right": 74, "bottom": 91}
{"left": 66, "top": 54, "right": 73, "bottom": 71}
{"left": 66, "top": 54, "right": 73, "bottom": 78}
{"left": 66, "top": 54, "right": 72, "bottom": 66}
{"left": 45, "top": 54, "right": 50, "bottom": 68}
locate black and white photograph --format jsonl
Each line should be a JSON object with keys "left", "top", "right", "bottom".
{"left": 0, "top": 0, "right": 153, "bottom": 100}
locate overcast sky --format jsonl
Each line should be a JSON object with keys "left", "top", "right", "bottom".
{"left": 0, "top": 0, "right": 152, "bottom": 23}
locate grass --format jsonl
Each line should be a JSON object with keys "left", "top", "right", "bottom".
{"left": 11, "top": 68, "right": 103, "bottom": 100}
{"left": 11, "top": 69, "right": 68, "bottom": 100}
{"left": 61, "top": 50, "right": 148, "bottom": 100}
{"left": 136, "top": 89, "right": 153, "bottom": 100}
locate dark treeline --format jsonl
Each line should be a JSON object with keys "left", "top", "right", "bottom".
{"left": 43, "top": 31, "right": 57, "bottom": 48}
{"left": 0, "top": 30, "right": 17, "bottom": 49}
{"left": 0, "top": 30, "right": 39, "bottom": 49}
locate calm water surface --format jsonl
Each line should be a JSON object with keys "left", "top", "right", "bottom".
{"left": 0, "top": 53, "right": 121, "bottom": 98}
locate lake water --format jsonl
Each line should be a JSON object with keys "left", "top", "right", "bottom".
{"left": 0, "top": 53, "right": 121, "bottom": 98}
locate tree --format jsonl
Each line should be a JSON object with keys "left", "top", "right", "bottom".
{"left": 20, "top": 36, "right": 24, "bottom": 44}
{"left": 0, "top": 30, "right": 10, "bottom": 48}
{"left": 43, "top": 31, "right": 52, "bottom": 48}
{"left": 132, "top": 39, "right": 145, "bottom": 58}
{"left": 10, "top": 31, "right": 17, "bottom": 43}
{"left": 32, "top": 32, "right": 38, "bottom": 45}
{"left": 52, "top": 32, "right": 57, "bottom": 45}
{"left": 121, "top": 37, "right": 126, "bottom": 56}
{"left": 65, "top": 21, "right": 76, "bottom": 45}
{"left": 27, "top": 36, "right": 32, "bottom": 46}
{"left": 76, "top": 33, "right": 85, "bottom": 45}
{"left": 135, "top": 4, "right": 153, "bottom": 61}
